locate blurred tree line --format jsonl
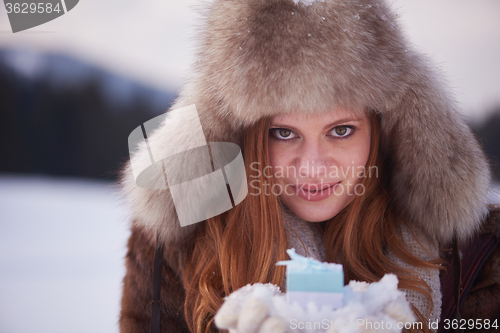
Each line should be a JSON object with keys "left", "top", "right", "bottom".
{"left": 0, "top": 56, "right": 175, "bottom": 181}
{"left": 0, "top": 54, "right": 499, "bottom": 182}
{"left": 471, "top": 110, "right": 500, "bottom": 182}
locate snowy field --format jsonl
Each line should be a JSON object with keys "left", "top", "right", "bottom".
{"left": 0, "top": 174, "right": 131, "bottom": 333}
{"left": 0, "top": 175, "right": 499, "bottom": 333}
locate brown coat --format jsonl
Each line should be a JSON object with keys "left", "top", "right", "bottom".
{"left": 118, "top": 0, "right": 497, "bottom": 332}
{"left": 118, "top": 207, "right": 500, "bottom": 333}
{"left": 119, "top": 223, "right": 191, "bottom": 333}
{"left": 449, "top": 206, "right": 500, "bottom": 331}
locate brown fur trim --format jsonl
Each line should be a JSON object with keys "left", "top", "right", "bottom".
{"left": 119, "top": 225, "right": 190, "bottom": 333}
{"left": 483, "top": 205, "right": 500, "bottom": 237}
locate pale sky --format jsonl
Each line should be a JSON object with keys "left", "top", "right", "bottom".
{"left": 1, "top": 0, "right": 499, "bottom": 121}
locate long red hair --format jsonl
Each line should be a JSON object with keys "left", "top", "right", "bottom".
{"left": 183, "top": 111, "right": 444, "bottom": 333}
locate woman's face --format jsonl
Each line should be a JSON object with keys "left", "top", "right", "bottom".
{"left": 268, "top": 110, "right": 371, "bottom": 222}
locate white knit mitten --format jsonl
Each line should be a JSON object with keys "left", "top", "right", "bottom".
{"left": 215, "top": 275, "right": 416, "bottom": 333}
{"left": 214, "top": 283, "right": 283, "bottom": 333}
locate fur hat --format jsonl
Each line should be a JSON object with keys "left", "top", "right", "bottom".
{"left": 121, "top": 0, "right": 491, "bottom": 245}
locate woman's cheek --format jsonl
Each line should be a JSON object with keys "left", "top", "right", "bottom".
{"left": 269, "top": 147, "right": 293, "bottom": 176}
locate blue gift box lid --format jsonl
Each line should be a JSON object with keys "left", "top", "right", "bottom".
{"left": 276, "top": 248, "right": 344, "bottom": 293}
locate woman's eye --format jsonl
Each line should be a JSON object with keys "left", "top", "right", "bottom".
{"left": 278, "top": 129, "right": 292, "bottom": 137}
{"left": 330, "top": 126, "right": 353, "bottom": 138}
{"left": 270, "top": 128, "right": 297, "bottom": 140}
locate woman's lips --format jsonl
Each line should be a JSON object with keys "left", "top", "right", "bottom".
{"left": 290, "top": 182, "right": 340, "bottom": 202}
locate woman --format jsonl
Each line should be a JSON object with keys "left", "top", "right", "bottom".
{"left": 119, "top": 0, "right": 500, "bottom": 332}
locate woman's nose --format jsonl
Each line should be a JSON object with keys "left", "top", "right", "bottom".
{"left": 296, "top": 141, "right": 331, "bottom": 179}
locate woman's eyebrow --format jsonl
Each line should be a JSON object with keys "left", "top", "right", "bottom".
{"left": 323, "top": 117, "right": 364, "bottom": 129}
{"left": 270, "top": 117, "right": 363, "bottom": 131}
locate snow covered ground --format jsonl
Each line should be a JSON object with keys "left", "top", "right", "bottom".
{"left": 0, "top": 174, "right": 131, "bottom": 333}
{"left": 0, "top": 175, "right": 498, "bottom": 333}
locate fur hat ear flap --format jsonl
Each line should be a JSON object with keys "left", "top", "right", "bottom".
{"left": 380, "top": 55, "right": 491, "bottom": 244}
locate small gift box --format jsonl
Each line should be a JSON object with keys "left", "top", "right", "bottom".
{"left": 277, "top": 248, "right": 344, "bottom": 309}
